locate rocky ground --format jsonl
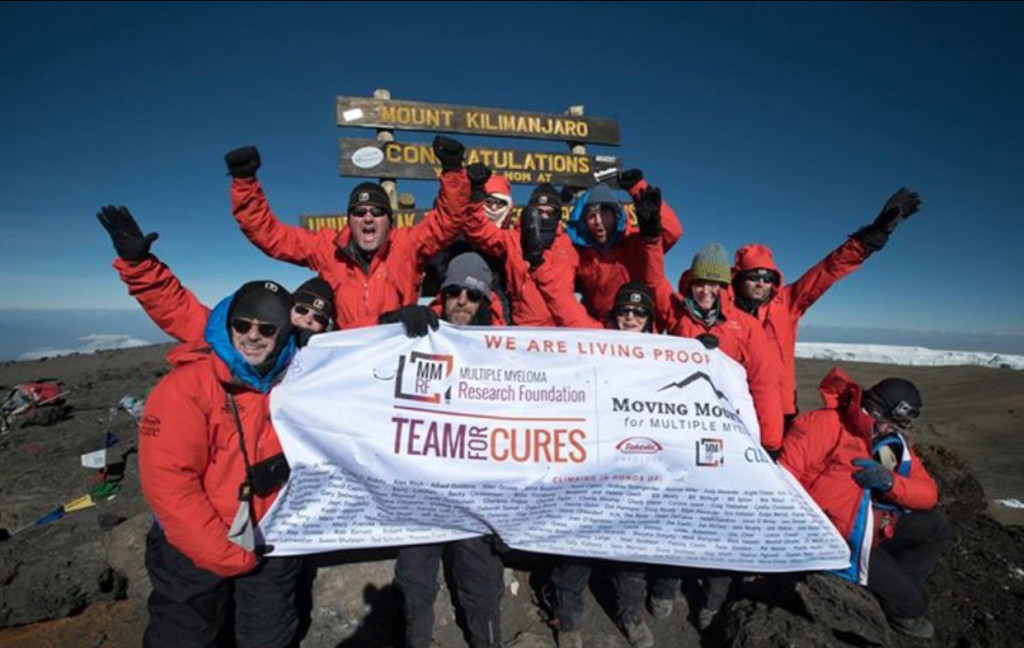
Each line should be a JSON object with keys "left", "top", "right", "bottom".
{"left": 0, "top": 345, "right": 1021, "bottom": 647}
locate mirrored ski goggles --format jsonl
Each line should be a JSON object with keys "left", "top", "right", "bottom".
{"left": 230, "top": 319, "right": 279, "bottom": 338}
{"left": 442, "top": 285, "right": 485, "bottom": 303}
{"left": 867, "top": 399, "right": 920, "bottom": 430}
{"left": 293, "top": 305, "right": 329, "bottom": 327}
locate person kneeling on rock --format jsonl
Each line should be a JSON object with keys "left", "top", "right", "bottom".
{"left": 139, "top": 280, "right": 301, "bottom": 648}
{"left": 779, "top": 368, "right": 949, "bottom": 639}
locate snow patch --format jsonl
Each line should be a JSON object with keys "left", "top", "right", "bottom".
{"left": 18, "top": 334, "right": 152, "bottom": 361}
{"left": 796, "top": 342, "right": 1024, "bottom": 370}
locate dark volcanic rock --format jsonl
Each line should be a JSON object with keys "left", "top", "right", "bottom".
{"left": 916, "top": 443, "right": 986, "bottom": 517}
{"left": 717, "top": 599, "right": 851, "bottom": 648}
{"left": 795, "top": 573, "right": 889, "bottom": 646}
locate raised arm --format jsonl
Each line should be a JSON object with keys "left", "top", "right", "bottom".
{"left": 620, "top": 169, "right": 683, "bottom": 250}
{"left": 114, "top": 256, "right": 210, "bottom": 344}
{"left": 98, "top": 205, "right": 209, "bottom": 343}
{"left": 528, "top": 224, "right": 602, "bottom": 329}
{"left": 786, "top": 188, "right": 921, "bottom": 317}
{"left": 407, "top": 136, "right": 472, "bottom": 269}
{"left": 226, "top": 146, "right": 326, "bottom": 269}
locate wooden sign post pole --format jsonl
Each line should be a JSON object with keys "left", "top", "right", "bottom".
{"left": 373, "top": 88, "right": 399, "bottom": 212}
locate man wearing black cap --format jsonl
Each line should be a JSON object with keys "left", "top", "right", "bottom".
{"left": 98, "top": 205, "right": 334, "bottom": 348}
{"left": 377, "top": 252, "right": 506, "bottom": 648}
{"left": 779, "top": 368, "right": 948, "bottom": 640}
{"left": 140, "top": 280, "right": 301, "bottom": 648}
{"left": 225, "top": 136, "right": 470, "bottom": 329}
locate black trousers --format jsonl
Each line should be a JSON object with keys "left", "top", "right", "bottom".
{"left": 551, "top": 559, "right": 683, "bottom": 629}
{"left": 394, "top": 536, "right": 504, "bottom": 648}
{"left": 867, "top": 510, "right": 950, "bottom": 618}
{"left": 143, "top": 525, "right": 301, "bottom": 648}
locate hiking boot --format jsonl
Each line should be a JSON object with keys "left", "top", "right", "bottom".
{"left": 622, "top": 618, "right": 655, "bottom": 648}
{"left": 557, "top": 630, "right": 583, "bottom": 648}
{"left": 697, "top": 606, "right": 718, "bottom": 631}
{"left": 649, "top": 596, "right": 674, "bottom": 620}
{"left": 889, "top": 616, "right": 935, "bottom": 639}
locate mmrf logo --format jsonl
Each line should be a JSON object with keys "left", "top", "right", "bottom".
{"left": 696, "top": 438, "right": 725, "bottom": 467}
{"left": 395, "top": 351, "right": 455, "bottom": 404}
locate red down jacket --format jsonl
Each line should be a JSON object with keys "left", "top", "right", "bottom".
{"left": 569, "top": 179, "right": 683, "bottom": 322}
{"left": 640, "top": 239, "right": 784, "bottom": 450}
{"left": 139, "top": 347, "right": 284, "bottom": 577}
{"left": 113, "top": 255, "right": 210, "bottom": 345}
{"left": 732, "top": 238, "right": 870, "bottom": 415}
{"left": 779, "top": 367, "right": 937, "bottom": 541}
{"left": 459, "top": 197, "right": 576, "bottom": 327}
{"left": 230, "top": 170, "right": 469, "bottom": 328}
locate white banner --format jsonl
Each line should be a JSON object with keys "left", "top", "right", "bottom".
{"left": 261, "top": 324, "right": 850, "bottom": 572}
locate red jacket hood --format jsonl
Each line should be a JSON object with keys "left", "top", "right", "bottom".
{"left": 484, "top": 174, "right": 512, "bottom": 203}
{"left": 733, "top": 244, "right": 785, "bottom": 284}
{"left": 818, "top": 366, "right": 874, "bottom": 440}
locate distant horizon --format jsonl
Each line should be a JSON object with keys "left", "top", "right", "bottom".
{"left": 1, "top": 308, "right": 1021, "bottom": 363}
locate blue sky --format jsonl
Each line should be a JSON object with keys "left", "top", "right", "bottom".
{"left": 1, "top": 2, "right": 1021, "bottom": 342}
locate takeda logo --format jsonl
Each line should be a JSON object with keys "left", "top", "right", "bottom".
{"left": 696, "top": 438, "right": 725, "bottom": 467}
{"left": 395, "top": 351, "right": 455, "bottom": 404}
{"left": 615, "top": 437, "right": 664, "bottom": 455}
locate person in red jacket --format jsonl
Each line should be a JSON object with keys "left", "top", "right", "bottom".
{"left": 779, "top": 368, "right": 948, "bottom": 640}
{"left": 140, "top": 280, "right": 301, "bottom": 648}
{"left": 731, "top": 188, "right": 921, "bottom": 418}
{"left": 97, "top": 205, "right": 335, "bottom": 346}
{"left": 460, "top": 169, "right": 577, "bottom": 326}
{"left": 224, "top": 136, "right": 470, "bottom": 328}
{"left": 639, "top": 234, "right": 784, "bottom": 452}
{"left": 377, "top": 252, "right": 506, "bottom": 648}
{"left": 565, "top": 170, "right": 683, "bottom": 322}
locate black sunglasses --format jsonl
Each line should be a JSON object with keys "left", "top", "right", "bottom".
{"left": 231, "top": 319, "right": 279, "bottom": 338}
{"left": 614, "top": 305, "right": 651, "bottom": 318}
{"left": 442, "top": 285, "right": 484, "bottom": 303}
{"left": 743, "top": 270, "right": 780, "bottom": 285}
{"left": 293, "top": 305, "right": 330, "bottom": 327}
{"left": 351, "top": 206, "right": 387, "bottom": 218}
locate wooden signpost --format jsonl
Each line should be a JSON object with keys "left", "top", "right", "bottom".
{"left": 338, "top": 138, "right": 618, "bottom": 187}
{"left": 336, "top": 96, "right": 621, "bottom": 145}
{"left": 302, "top": 90, "right": 623, "bottom": 232}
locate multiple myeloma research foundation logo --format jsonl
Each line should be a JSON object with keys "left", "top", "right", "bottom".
{"left": 395, "top": 351, "right": 455, "bottom": 403}
{"left": 696, "top": 438, "right": 725, "bottom": 467}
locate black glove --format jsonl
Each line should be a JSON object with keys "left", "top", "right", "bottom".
{"left": 379, "top": 305, "right": 439, "bottom": 338}
{"left": 520, "top": 206, "right": 545, "bottom": 269}
{"left": 696, "top": 333, "right": 719, "bottom": 350}
{"left": 466, "top": 162, "right": 491, "bottom": 202}
{"left": 634, "top": 186, "right": 662, "bottom": 240}
{"left": 618, "top": 168, "right": 644, "bottom": 191}
{"left": 874, "top": 187, "right": 921, "bottom": 233}
{"left": 432, "top": 135, "right": 465, "bottom": 172}
{"left": 853, "top": 187, "right": 921, "bottom": 252}
{"left": 225, "top": 146, "right": 261, "bottom": 179}
{"left": 851, "top": 458, "right": 894, "bottom": 492}
{"left": 560, "top": 186, "right": 580, "bottom": 205}
{"left": 96, "top": 205, "right": 158, "bottom": 262}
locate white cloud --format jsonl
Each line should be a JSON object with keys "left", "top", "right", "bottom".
{"left": 18, "top": 333, "right": 153, "bottom": 361}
